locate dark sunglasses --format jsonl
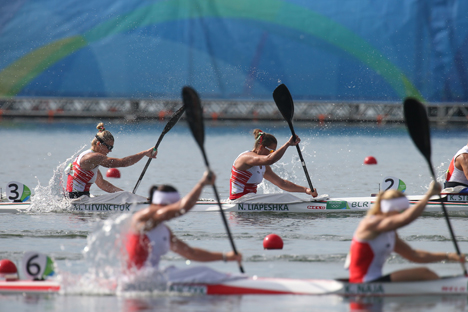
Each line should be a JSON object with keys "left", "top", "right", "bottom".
{"left": 95, "top": 135, "right": 113, "bottom": 151}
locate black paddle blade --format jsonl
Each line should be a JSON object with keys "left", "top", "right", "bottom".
{"left": 182, "top": 86, "right": 204, "bottom": 148}
{"left": 273, "top": 84, "right": 294, "bottom": 121}
{"left": 403, "top": 97, "right": 432, "bottom": 165}
{"left": 162, "top": 105, "right": 185, "bottom": 135}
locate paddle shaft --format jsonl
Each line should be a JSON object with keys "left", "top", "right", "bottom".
{"left": 132, "top": 107, "right": 185, "bottom": 194}
{"left": 132, "top": 138, "right": 162, "bottom": 194}
{"left": 286, "top": 121, "right": 314, "bottom": 191}
{"left": 426, "top": 162, "right": 466, "bottom": 273}
{"left": 199, "top": 149, "right": 245, "bottom": 273}
{"left": 182, "top": 86, "right": 244, "bottom": 273}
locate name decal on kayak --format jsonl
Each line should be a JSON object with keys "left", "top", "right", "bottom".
{"left": 237, "top": 203, "right": 289, "bottom": 211}
{"left": 169, "top": 284, "right": 207, "bottom": 294}
{"left": 72, "top": 204, "right": 131, "bottom": 212}
{"left": 345, "top": 283, "right": 384, "bottom": 294}
{"left": 349, "top": 201, "right": 371, "bottom": 209}
{"left": 447, "top": 195, "right": 468, "bottom": 202}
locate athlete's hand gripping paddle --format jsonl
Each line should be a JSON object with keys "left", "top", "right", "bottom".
{"left": 182, "top": 86, "right": 244, "bottom": 273}
{"left": 404, "top": 97, "right": 467, "bottom": 275}
{"left": 132, "top": 106, "right": 185, "bottom": 194}
{"left": 273, "top": 84, "right": 316, "bottom": 196}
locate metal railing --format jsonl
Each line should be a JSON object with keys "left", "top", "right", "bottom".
{"left": 0, "top": 97, "right": 467, "bottom": 124}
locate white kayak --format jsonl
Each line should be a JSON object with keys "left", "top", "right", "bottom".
{"left": 169, "top": 275, "right": 468, "bottom": 296}
{"left": 1, "top": 275, "right": 467, "bottom": 296}
{"left": 191, "top": 193, "right": 468, "bottom": 213}
{"left": 0, "top": 191, "right": 148, "bottom": 214}
{"left": 2, "top": 192, "right": 468, "bottom": 214}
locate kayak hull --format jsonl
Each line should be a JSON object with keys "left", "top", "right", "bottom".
{"left": 169, "top": 275, "right": 468, "bottom": 296}
{"left": 1, "top": 275, "right": 467, "bottom": 296}
{"left": 0, "top": 280, "right": 60, "bottom": 293}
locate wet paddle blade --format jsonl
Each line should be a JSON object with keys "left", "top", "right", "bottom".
{"left": 161, "top": 106, "right": 186, "bottom": 136}
{"left": 132, "top": 105, "right": 186, "bottom": 194}
{"left": 273, "top": 83, "right": 314, "bottom": 192}
{"left": 403, "top": 97, "right": 432, "bottom": 167}
{"left": 273, "top": 84, "right": 294, "bottom": 122}
{"left": 181, "top": 86, "right": 245, "bottom": 273}
{"left": 182, "top": 86, "right": 205, "bottom": 149}
{"left": 403, "top": 97, "right": 467, "bottom": 275}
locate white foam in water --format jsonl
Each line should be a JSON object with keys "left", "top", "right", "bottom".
{"left": 28, "top": 146, "right": 85, "bottom": 213}
{"left": 57, "top": 213, "right": 170, "bottom": 296}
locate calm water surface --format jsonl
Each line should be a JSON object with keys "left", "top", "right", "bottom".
{"left": 1, "top": 119, "right": 468, "bottom": 312}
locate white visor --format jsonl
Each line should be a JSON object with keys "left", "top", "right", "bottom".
{"left": 380, "top": 196, "right": 410, "bottom": 213}
{"left": 152, "top": 190, "right": 181, "bottom": 205}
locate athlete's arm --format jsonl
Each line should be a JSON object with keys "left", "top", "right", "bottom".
{"left": 95, "top": 170, "right": 124, "bottom": 193}
{"left": 263, "top": 166, "right": 318, "bottom": 197}
{"left": 80, "top": 148, "right": 156, "bottom": 170}
{"left": 170, "top": 230, "right": 242, "bottom": 263}
{"left": 131, "top": 171, "right": 215, "bottom": 232}
{"left": 236, "top": 135, "right": 299, "bottom": 169}
{"left": 456, "top": 153, "right": 468, "bottom": 181}
{"left": 394, "top": 234, "right": 463, "bottom": 263}
{"left": 371, "top": 182, "right": 441, "bottom": 233}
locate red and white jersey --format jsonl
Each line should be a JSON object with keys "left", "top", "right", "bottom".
{"left": 348, "top": 230, "right": 396, "bottom": 283}
{"left": 126, "top": 223, "right": 171, "bottom": 269}
{"left": 66, "top": 149, "right": 99, "bottom": 192}
{"left": 229, "top": 151, "right": 266, "bottom": 200}
{"left": 446, "top": 146, "right": 468, "bottom": 185}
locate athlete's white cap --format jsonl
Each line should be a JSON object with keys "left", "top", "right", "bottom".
{"left": 151, "top": 190, "right": 181, "bottom": 205}
{"left": 380, "top": 196, "right": 410, "bottom": 213}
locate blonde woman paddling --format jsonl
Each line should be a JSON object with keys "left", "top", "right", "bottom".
{"left": 66, "top": 123, "right": 157, "bottom": 198}
{"left": 348, "top": 182, "right": 464, "bottom": 283}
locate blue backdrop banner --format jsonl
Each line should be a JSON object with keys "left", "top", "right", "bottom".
{"left": 1, "top": 0, "right": 467, "bottom": 102}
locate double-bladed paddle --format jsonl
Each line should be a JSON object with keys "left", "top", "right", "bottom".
{"left": 182, "top": 86, "right": 244, "bottom": 273}
{"left": 403, "top": 97, "right": 467, "bottom": 275}
{"left": 273, "top": 84, "right": 315, "bottom": 194}
{"left": 132, "top": 106, "right": 185, "bottom": 194}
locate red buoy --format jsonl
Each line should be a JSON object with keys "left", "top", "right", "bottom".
{"left": 363, "top": 156, "right": 377, "bottom": 165}
{"left": 0, "top": 259, "right": 19, "bottom": 280}
{"left": 263, "top": 234, "right": 284, "bottom": 250}
{"left": 106, "top": 168, "right": 121, "bottom": 178}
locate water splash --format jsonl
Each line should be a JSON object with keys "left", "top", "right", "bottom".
{"left": 28, "top": 146, "right": 85, "bottom": 213}
{"left": 57, "top": 213, "right": 170, "bottom": 296}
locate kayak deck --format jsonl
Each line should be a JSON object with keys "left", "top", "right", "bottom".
{"left": 2, "top": 275, "right": 467, "bottom": 296}
{"left": 2, "top": 194, "right": 468, "bottom": 214}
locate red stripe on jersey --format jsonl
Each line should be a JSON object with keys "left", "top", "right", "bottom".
{"left": 126, "top": 233, "right": 150, "bottom": 269}
{"left": 349, "top": 238, "right": 375, "bottom": 283}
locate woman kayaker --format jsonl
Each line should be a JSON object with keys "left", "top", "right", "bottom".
{"left": 445, "top": 143, "right": 468, "bottom": 189}
{"left": 66, "top": 123, "right": 157, "bottom": 198}
{"left": 229, "top": 129, "right": 318, "bottom": 200}
{"left": 348, "top": 181, "right": 464, "bottom": 283}
{"left": 126, "top": 170, "right": 242, "bottom": 271}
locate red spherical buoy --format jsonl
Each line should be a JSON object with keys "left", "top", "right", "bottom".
{"left": 263, "top": 234, "right": 284, "bottom": 250}
{"left": 106, "top": 168, "right": 121, "bottom": 178}
{"left": 0, "top": 259, "right": 19, "bottom": 280}
{"left": 364, "top": 156, "right": 377, "bottom": 165}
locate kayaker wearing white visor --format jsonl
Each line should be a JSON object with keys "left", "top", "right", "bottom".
{"left": 125, "top": 170, "right": 242, "bottom": 283}
{"left": 66, "top": 123, "right": 157, "bottom": 198}
{"left": 229, "top": 128, "right": 318, "bottom": 200}
{"left": 348, "top": 181, "right": 464, "bottom": 283}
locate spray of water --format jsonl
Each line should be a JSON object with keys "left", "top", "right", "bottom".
{"left": 57, "top": 212, "right": 170, "bottom": 296}
{"left": 28, "top": 146, "right": 85, "bottom": 213}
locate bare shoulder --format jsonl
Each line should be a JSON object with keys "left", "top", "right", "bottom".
{"left": 360, "top": 215, "right": 384, "bottom": 230}
{"left": 234, "top": 151, "right": 257, "bottom": 168}
{"left": 82, "top": 152, "right": 106, "bottom": 163}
